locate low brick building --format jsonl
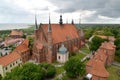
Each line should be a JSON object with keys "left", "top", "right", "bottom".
{"left": 14, "top": 39, "right": 30, "bottom": 63}
{"left": 0, "top": 52, "right": 22, "bottom": 77}
{"left": 10, "top": 30, "right": 24, "bottom": 38}
{"left": 86, "top": 42, "right": 116, "bottom": 80}
{"left": 99, "top": 42, "right": 116, "bottom": 65}
{"left": 91, "top": 60, "right": 109, "bottom": 80}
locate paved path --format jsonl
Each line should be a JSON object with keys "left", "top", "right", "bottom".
{"left": 112, "top": 62, "right": 120, "bottom": 67}
{"left": 88, "top": 35, "right": 95, "bottom": 42}
{"left": 79, "top": 50, "right": 87, "bottom": 55}
{"left": 56, "top": 71, "right": 66, "bottom": 79}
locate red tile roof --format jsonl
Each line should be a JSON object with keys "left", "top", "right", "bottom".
{"left": 91, "top": 60, "right": 109, "bottom": 77}
{"left": 100, "top": 42, "right": 116, "bottom": 50}
{"left": 14, "top": 39, "right": 29, "bottom": 53}
{"left": 97, "top": 35, "right": 107, "bottom": 39}
{"left": 0, "top": 52, "right": 21, "bottom": 66}
{"left": 10, "top": 30, "right": 23, "bottom": 36}
{"left": 97, "top": 35, "right": 116, "bottom": 41}
{"left": 41, "top": 24, "right": 79, "bottom": 44}
{"left": 86, "top": 57, "right": 95, "bottom": 66}
{"left": 96, "top": 49, "right": 107, "bottom": 64}
{"left": 4, "top": 38, "right": 24, "bottom": 46}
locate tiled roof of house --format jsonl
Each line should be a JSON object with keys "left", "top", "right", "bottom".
{"left": 86, "top": 57, "right": 95, "bottom": 66}
{"left": 100, "top": 42, "right": 116, "bottom": 50}
{"left": 14, "top": 39, "right": 29, "bottom": 53}
{"left": 0, "top": 52, "right": 21, "bottom": 66}
{"left": 41, "top": 24, "right": 79, "bottom": 44}
{"left": 96, "top": 49, "right": 107, "bottom": 64}
{"left": 97, "top": 35, "right": 107, "bottom": 39}
{"left": 10, "top": 30, "right": 23, "bottom": 36}
{"left": 108, "top": 36, "right": 116, "bottom": 41}
{"left": 97, "top": 35, "right": 116, "bottom": 41}
{"left": 91, "top": 60, "right": 109, "bottom": 77}
{"left": 4, "top": 38, "right": 24, "bottom": 46}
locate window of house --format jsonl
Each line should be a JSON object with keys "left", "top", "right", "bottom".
{"left": 10, "top": 64, "right": 12, "bottom": 67}
{"left": 16, "top": 61, "right": 17, "bottom": 64}
{"left": 5, "top": 67, "right": 7, "bottom": 70}
{"left": 13, "top": 63, "right": 15, "bottom": 65}
{"left": 59, "top": 56, "right": 60, "bottom": 60}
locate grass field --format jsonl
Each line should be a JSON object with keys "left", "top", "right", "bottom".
{"left": 107, "top": 65, "right": 120, "bottom": 80}
{"left": 80, "top": 46, "right": 90, "bottom": 54}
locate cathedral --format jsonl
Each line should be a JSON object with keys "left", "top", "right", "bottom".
{"left": 32, "top": 14, "right": 85, "bottom": 63}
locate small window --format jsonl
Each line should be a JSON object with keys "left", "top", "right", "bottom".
{"left": 10, "top": 64, "right": 12, "bottom": 67}
{"left": 16, "top": 61, "right": 17, "bottom": 64}
{"left": 59, "top": 56, "right": 60, "bottom": 59}
{"left": 13, "top": 63, "right": 15, "bottom": 65}
{"left": 5, "top": 67, "right": 7, "bottom": 70}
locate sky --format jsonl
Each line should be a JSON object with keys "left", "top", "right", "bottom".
{"left": 0, "top": 0, "right": 120, "bottom": 24}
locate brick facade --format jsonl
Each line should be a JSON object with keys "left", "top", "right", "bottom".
{"left": 86, "top": 42, "right": 116, "bottom": 80}
{"left": 32, "top": 24, "right": 85, "bottom": 63}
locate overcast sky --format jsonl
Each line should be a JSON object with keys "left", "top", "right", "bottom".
{"left": 0, "top": 0, "right": 120, "bottom": 24}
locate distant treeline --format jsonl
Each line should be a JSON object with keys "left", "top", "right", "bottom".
{"left": 0, "top": 25, "right": 35, "bottom": 39}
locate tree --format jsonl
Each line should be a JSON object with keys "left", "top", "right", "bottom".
{"left": 2, "top": 63, "right": 45, "bottom": 80}
{"left": 64, "top": 57, "right": 85, "bottom": 78}
{"left": 114, "top": 38, "right": 120, "bottom": 62}
{"left": 39, "top": 63, "right": 56, "bottom": 78}
{"left": 27, "top": 36, "right": 34, "bottom": 50}
{"left": 89, "top": 36, "right": 106, "bottom": 51}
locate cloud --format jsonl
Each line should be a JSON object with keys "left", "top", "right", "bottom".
{"left": 47, "top": 0, "right": 120, "bottom": 21}
{"left": 0, "top": 0, "right": 120, "bottom": 23}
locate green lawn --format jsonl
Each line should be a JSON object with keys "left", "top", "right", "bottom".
{"left": 107, "top": 65, "right": 120, "bottom": 80}
{"left": 80, "top": 46, "right": 90, "bottom": 54}
{"left": 115, "top": 56, "right": 120, "bottom": 62}
{"left": 56, "top": 66, "right": 64, "bottom": 75}
{"left": 72, "top": 52, "right": 86, "bottom": 60}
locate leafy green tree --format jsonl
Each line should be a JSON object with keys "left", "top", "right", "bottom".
{"left": 114, "top": 38, "right": 120, "bottom": 62}
{"left": 39, "top": 63, "right": 56, "bottom": 78}
{"left": 84, "top": 29, "right": 94, "bottom": 39}
{"left": 27, "top": 36, "right": 34, "bottom": 50}
{"left": 2, "top": 63, "right": 45, "bottom": 80}
{"left": 64, "top": 57, "right": 85, "bottom": 78}
{"left": 89, "top": 36, "right": 106, "bottom": 51}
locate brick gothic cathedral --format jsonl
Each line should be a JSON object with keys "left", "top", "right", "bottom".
{"left": 32, "top": 14, "right": 85, "bottom": 63}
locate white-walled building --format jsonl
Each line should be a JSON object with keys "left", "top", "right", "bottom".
{"left": 57, "top": 44, "right": 69, "bottom": 63}
{"left": 0, "top": 52, "right": 22, "bottom": 77}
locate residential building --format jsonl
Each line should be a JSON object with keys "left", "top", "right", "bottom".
{"left": 0, "top": 52, "right": 22, "bottom": 77}
{"left": 86, "top": 42, "right": 116, "bottom": 80}
{"left": 14, "top": 39, "right": 30, "bottom": 63}
{"left": 10, "top": 30, "right": 24, "bottom": 38}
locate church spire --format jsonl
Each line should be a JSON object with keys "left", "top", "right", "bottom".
{"left": 48, "top": 13, "right": 52, "bottom": 32}
{"left": 59, "top": 14, "right": 63, "bottom": 25}
{"left": 71, "top": 19, "right": 74, "bottom": 24}
{"left": 35, "top": 13, "right": 38, "bottom": 30}
{"left": 79, "top": 14, "right": 81, "bottom": 27}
